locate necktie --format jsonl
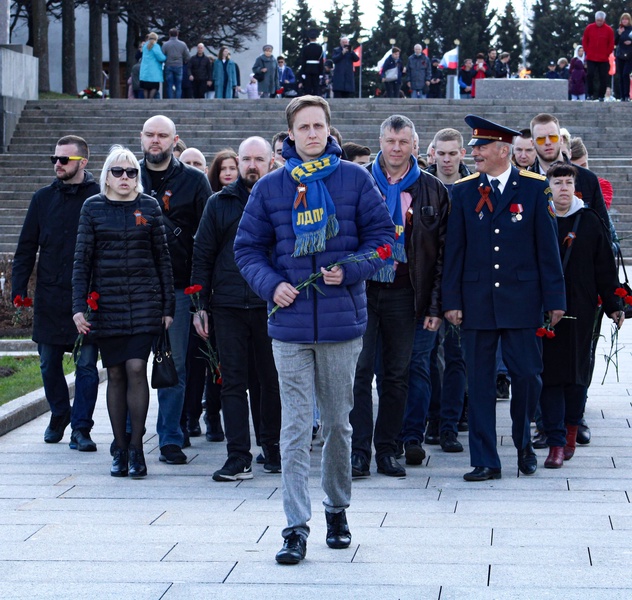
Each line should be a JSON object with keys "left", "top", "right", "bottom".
{"left": 490, "top": 178, "right": 501, "bottom": 201}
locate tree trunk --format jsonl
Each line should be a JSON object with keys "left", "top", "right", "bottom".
{"left": 107, "top": 0, "right": 120, "bottom": 98}
{"left": 88, "top": 0, "right": 103, "bottom": 89}
{"left": 31, "top": 0, "right": 49, "bottom": 93}
{"left": 125, "top": 13, "right": 139, "bottom": 79}
{"left": 61, "top": 0, "right": 77, "bottom": 96}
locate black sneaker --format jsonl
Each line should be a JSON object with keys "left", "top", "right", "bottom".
{"left": 275, "top": 532, "right": 307, "bottom": 564}
{"left": 212, "top": 456, "right": 253, "bottom": 482}
{"left": 69, "top": 429, "right": 97, "bottom": 452}
{"left": 159, "top": 444, "right": 187, "bottom": 464}
{"left": 255, "top": 452, "right": 266, "bottom": 464}
{"left": 263, "top": 443, "right": 282, "bottom": 473}
{"left": 425, "top": 420, "right": 440, "bottom": 445}
{"left": 440, "top": 430, "right": 463, "bottom": 453}
{"left": 44, "top": 409, "right": 71, "bottom": 443}
{"left": 404, "top": 440, "right": 426, "bottom": 465}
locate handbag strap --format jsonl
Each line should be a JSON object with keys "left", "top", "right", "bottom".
{"left": 154, "top": 324, "right": 171, "bottom": 354}
{"left": 616, "top": 245, "right": 630, "bottom": 284}
{"left": 561, "top": 212, "right": 582, "bottom": 273}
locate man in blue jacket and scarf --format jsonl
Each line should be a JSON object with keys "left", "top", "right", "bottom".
{"left": 234, "top": 95, "right": 393, "bottom": 565}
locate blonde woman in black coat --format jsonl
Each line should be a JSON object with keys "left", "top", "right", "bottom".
{"left": 73, "top": 146, "right": 175, "bottom": 478}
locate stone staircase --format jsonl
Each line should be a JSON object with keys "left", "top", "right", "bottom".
{"left": 1, "top": 98, "right": 631, "bottom": 255}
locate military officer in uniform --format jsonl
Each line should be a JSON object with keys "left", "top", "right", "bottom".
{"left": 442, "top": 115, "right": 566, "bottom": 481}
{"left": 299, "top": 29, "right": 324, "bottom": 96}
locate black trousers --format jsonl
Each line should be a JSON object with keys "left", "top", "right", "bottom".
{"left": 586, "top": 60, "right": 610, "bottom": 99}
{"left": 213, "top": 306, "right": 281, "bottom": 459}
{"left": 303, "top": 73, "right": 320, "bottom": 95}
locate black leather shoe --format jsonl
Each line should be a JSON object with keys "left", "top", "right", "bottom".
{"left": 128, "top": 445, "right": 147, "bottom": 478}
{"left": 275, "top": 532, "right": 307, "bottom": 564}
{"left": 463, "top": 466, "right": 502, "bottom": 481}
{"left": 425, "top": 420, "right": 440, "bottom": 445}
{"left": 440, "top": 430, "right": 463, "bottom": 453}
{"left": 458, "top": 399, "right": 469, "bottom": 432}
{"left": 110, "top": 447, "right": 128, "bottom": 477}
{"left": 351, "top": 453, "right": 370, "bottom": 478}
{"left": 577, "top": 418, "right": 591, "bottom": 445}
{"left": 205, "top": 413, "right": 225, "bottom": 442}
{"left": 404, "top": 440, "right": 426, "bottom": 465}
{"left": 325, "top": 510, "right": 351, "bottom": 549}
{"left": 532, "top": 430, "right": 548, "bottom": 449}
{"left": 518, "top": 443, "right": 537, "bottom": 475}
{"left": 376, "top": 455, "right": 406, "bottom": 477}
{"left": 496, "top": 375, "right": 510, "bottom": 399}
{"left": 44, "top": 409, "right": 71, "bottom": 443}
{"left": 69, "top": 429, "right": 97, "bottom": 452}
{"left": 187, "top": 419, "right": 202, "bottom": 437}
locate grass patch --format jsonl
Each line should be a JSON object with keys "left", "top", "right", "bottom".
{"left": 0, "top": 355, "right": 74, "bottom": 407}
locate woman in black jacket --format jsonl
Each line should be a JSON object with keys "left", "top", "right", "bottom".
{"left": 73, "top": 146, "right": 175, "bottom": 478}
{"left": 615, "top": 12, "right": 632, "bottom": 101}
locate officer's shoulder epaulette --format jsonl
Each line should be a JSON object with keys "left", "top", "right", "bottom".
{"left": 455, "top": 172, "right": 480, "bottom": 184}
{"left": 519, "top": 170, "right": 546, "bottom": 181}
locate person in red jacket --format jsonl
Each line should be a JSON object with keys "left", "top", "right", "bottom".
{"left": 582, "top": 10, "right": 615, "bottom": 101}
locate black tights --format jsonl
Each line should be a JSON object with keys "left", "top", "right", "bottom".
{"left": 106, "top": 359, "right": 149, "bottom": 449}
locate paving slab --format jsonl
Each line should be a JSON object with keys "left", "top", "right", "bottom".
{"left": 0, "top": 318, "right": 631, "bottom": 597}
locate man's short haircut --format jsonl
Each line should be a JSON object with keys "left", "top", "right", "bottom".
{"left": 570, "top": 136, "right": 587, "bottom": 160}
{"left": 286, "top": 95, "right": 331, "bottom": 129}
{"left": 380, "top": 114, "right": 416, "bottom": 138}
{"left": 595, "top": 11, "right": 606, "bottom": 20}
{"left": 517, "top": 128, "right": 532, "bottom": 139}
{"left": 546, "top": 162, "right": 577, "bottom": 180}
{"left": 500, "top": 52, "right": 510, "bottom": 60}
{"left": 342, "top": 142, "right": 371, "bottom": 161}
{"left": 271, "top": 131, "right": 289, "bottom": 148}
{"left": 100, "top": 145, "right": 143, "bottom": 195}
{"left": 432, "top": 127, "right": 463, "bottom": 147}
{"left": 169, "top": 28, "right": 178, "bottom": 37}
{"left": 174, "top": 139, "right": 187, "bottom": 154}
{"left": 238, "top": 136, "right": 273, "bottom": 159}
{"left": 559, "top": 127, "right": 571, "bottom": 146}
{"left": 392, "top": 47, "right": 401, "bottom": 54}
{"left": 529, "top": 113, "right": 560, "bottom": 135}
{"left": 57, "top": 135, "right": 89, "bottom": 159}
{"left": 277, "top": 55, "right": 285, "bottom": 61}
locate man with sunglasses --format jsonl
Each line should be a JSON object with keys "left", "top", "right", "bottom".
{"left": 12, "top": 136, "right": 100, "bottom": 450}
{"left": 139, "top": 115, "right": 212, "bottom": 466}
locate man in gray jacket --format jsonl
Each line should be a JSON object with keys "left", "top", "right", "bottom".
{"left": 408, "top": 44, "right": 430, "bottom": 98}
{"left": 162, "top": 28, "right": 189, "bottom": 99}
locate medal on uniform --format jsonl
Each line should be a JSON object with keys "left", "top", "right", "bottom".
{"left": 510, "top": 203, "right": 523, "bottom": 223}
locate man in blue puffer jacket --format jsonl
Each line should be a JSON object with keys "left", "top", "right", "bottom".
{"left": 234, "top": 95, "right": 393, "bottom": 565}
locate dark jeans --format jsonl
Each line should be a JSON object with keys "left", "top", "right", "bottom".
{"left": 351, "top": 285, "right": 416, "bottom": 461}
{"left": 192, "top": 79, "right": 208, "bottom": 99}
{"left": 38, "top": 342, "right": 99, "bottom": 430}
{"left": 213, "top": 306, "right": 281, "bottom": 459}
{"left": 439, "top": 323, "right": 467, "bottom": 434}
{"left": 399, "top": 320, "right": 437, "bottom": 443}
{"left": 540, "top": 384, "right": 587, "bottom": 447}
{"left": 303, "top": 74, "right": 320, "bottom": 95}
{"left": 385, "top": 81, "right": 400, "bottom": 98}
{"left": 617, "top": 59, "right": 632, "bottom": 99}
{"left": 586, "top": 60, "right": 609, "bottom": 99}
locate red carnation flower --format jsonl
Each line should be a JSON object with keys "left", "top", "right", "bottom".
{"left": 184, "top": 284, "right": 203, "bottom": 295}
{"left": 13, "top": 295, "right": 23, "bottom": 308}
{"left": 377, "top": 244, "right": 392, "bottom": 260}
{"left": 23, "top": 297, "right": 33, "bottom": 307}
{"left": 89, "top": 292, "right": 100, "bottom": 301}
{"left": 626, "top": 296, "right": 632, "bottom": 306}
{"left": 614, "top": 287, "right": 628, "bottom": 298}
{"left": 535, "top": 328, "right": 547, "bottom": 337}
{"left": 87, "top": 298, "right": 98, "bottom": 311}
{"left": 545, "top": 329, "right": 555, "bottom": 339}
{"left": 597, "top": 295, "right": 602, "bottom": 307}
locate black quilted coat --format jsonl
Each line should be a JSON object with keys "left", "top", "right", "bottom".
{"left": 72, "top": 193, "right": 175, "bottom": 338}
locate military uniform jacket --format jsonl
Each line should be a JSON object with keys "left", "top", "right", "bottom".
{"left": 300, "top": 42, "right": 324, "bottom": 75}
{"left": 442, "top": 167, "right": 566, "bottom": 330}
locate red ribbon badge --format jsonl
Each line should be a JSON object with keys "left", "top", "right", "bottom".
{"left": 563, "top": 231, "right": 576, "bottom": 247}
{"left": 162, "top": 190, "right": 172, "bottom": 211}
{"left": 475, "top": 185, "right": 494, "bottom": 214}
{"left": 134, "top": 210, "right": 148, "bottom": 226}
{"left": 509, "top": 204, "right": 523, "bottom": 214}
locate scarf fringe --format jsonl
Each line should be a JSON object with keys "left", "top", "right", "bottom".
{"left": 326, "top": 214, "right": 339, "bottom": 239}
{"left": 371, "top": 264, "right": 396, "bottom": 283}
{"left": 392, "top": 242, "right": 407, "bottom": 263}
{"left": 292, "top": 228, "right": 327, "bottom": 258}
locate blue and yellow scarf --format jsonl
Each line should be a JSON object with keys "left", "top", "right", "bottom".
{"left": 286, "top": 154, "right": 340, "bottom": 257}
{"left": 370, "top": 153, "right": 420, "bottom": 282}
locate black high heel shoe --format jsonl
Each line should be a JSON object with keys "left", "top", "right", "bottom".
{"left": 128, "top": 445, "right": 147, "bottom": 478}
{"left": 111, "top": 447, "right": 128, "bottom": 477}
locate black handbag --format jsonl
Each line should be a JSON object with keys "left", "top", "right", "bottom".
{"left": 151, "top": 326, "right": 178, "bottom": 389}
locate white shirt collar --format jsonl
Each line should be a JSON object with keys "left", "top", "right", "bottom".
{"left": 488, "top": 164, "right": 512, "bottom": 194}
